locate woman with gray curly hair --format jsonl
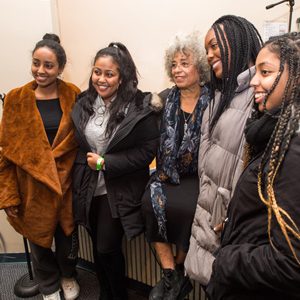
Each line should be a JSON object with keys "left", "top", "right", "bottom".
{"left": 142, "top": 31, "right": 210, "bottom": 300}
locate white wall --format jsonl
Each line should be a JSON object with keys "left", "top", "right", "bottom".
{"left": 56, "top": 0, "right": 300, "bottom": 92}
{"left": 0, "top": 0, "right": 54, "bottom": 253}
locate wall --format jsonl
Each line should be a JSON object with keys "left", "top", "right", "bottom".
{"left": 0, "top": 0, "right": 54, "bottom": 253}
{"left": 56, "top": 0, "right": 300, "bottom": 92}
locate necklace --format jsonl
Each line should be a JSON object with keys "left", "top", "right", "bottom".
{"left": 94, "top": 95, "right": 112, "bottom": 127}
{"left": 181, "top": 109, "right": 192, "bottom": 132}
{"left": 94, "top": 104, "right": 107, "bottom": 127}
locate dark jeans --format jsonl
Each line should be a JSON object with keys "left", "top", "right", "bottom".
{"left": 29, "top": 225, "right": 78, "bottom": 295}
{"left": 89, "top": 195, "right": 128, "bottom": 300}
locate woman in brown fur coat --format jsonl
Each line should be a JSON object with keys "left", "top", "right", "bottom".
{"left": 0, "top": 34, "right": 80, "bottom": 300}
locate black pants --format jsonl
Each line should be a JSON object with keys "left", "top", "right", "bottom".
{"left": 29, "top": 225, "right": 78, "bottom": 295}
{"left": 89, "top": 195, "right": 128, "bottom": 300}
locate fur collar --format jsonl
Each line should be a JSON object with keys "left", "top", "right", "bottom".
{"left": 0, "top": 80, "right": 80, "bottom": 195}
{"left": 149, "top": 92, "right": 164, "bottom": 113}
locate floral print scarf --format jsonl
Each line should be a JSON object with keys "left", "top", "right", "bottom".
{"left": 150, "top": 85, "right": 210, "bottom": 241}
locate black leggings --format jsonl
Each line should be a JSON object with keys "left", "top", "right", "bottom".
{"left": 89, "top": 195, "right": 127, "bottom": 300}
{"left": 89, "top": 194, "right": 124, "bottom": 253}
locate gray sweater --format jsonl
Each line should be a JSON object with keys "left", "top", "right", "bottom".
{"left": 84, "top": 96, "right": 110, "bottom": 195}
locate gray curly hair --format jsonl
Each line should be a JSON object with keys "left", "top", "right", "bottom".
{"left": 164, "top": 31, "right": 210, "bottom": 84}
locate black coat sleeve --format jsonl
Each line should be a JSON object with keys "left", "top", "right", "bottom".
{"left": 206, "top": 135, "right": 300, "bottom": 299}
{"left": 104, "top": 113, "right": 159, "bottom": 179}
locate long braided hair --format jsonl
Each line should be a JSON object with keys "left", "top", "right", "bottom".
{"left": 256, "top": 32, "right": 300, "bottom": 263}
{"left": 209, "top": 15, "right": 262, "bottom": 132}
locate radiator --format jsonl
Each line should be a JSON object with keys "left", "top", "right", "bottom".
{"left": 78, "top": 225, "right": 206, "bottom": 300}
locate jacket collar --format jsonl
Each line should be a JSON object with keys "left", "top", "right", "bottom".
{"left": 235, "top": 66, "right": 256, "bottom": 93}
{"left": 105, "top": 91, "right": 153, "bottom": 152}
{"left": 73, "top": 90, "right": 156, "bottom": 153}
{"left": 1, "top": 80, "right": 77, "bottom": 195}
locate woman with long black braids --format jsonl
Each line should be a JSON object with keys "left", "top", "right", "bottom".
{"left": 185, "top": 15, "right": 263, "bottom": 287}
{"left": 206, "top": 32, "right": 300, "bottom": 299}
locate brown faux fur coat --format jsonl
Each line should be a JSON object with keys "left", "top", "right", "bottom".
{"left": 0, "top": 80, "right": 80, "bottom": 248}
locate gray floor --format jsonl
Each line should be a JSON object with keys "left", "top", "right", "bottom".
{"left": 0, "top": 263, "right": 148, "bottom": 300}
{"left": 0, "top": 262, "right": 99, "bottom": 300}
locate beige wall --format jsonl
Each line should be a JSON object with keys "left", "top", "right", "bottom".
{"left": 0, "top": 0, "right": 299, "bottom": 253}
{"left": 0, "top": 0, "right": 57, "bottom": 117}
{"left": 0, "top": 0, "right": 54, "bottom": 253}
{"left": 56, "top": 0, "right": 300, "bottom": 92}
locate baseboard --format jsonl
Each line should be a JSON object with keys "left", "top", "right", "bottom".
{"left": 0, "top": 252, "right": 27, "bottom": 263}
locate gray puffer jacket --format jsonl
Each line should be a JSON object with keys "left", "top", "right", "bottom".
{"left": 185, "top": 67, "right": 255, "bottom": 285}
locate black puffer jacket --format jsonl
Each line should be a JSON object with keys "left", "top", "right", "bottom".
{"left": 206, "top": 132, "right": 300, "bottom": 300}
{"left": 71, "top": 90, "right": 160, "bottom": 239}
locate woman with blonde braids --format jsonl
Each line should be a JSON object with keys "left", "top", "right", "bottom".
{"left": 206, "top": 32, "right": 300, "bottom": 300}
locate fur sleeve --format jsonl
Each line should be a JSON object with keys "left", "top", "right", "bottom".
{"left": 0, "top": 148, "right": 21, "bottom": 209}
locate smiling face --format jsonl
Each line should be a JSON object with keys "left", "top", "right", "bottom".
{"left": 31, "top": 46, "right": 62, "bottom": 88}
{"left": 205, "top": 28, "right": 223, "bottom": 79}
{"left": 171, "top": 51, "right": 200, "bottom": 89}
{"left": 205, "top": 26, "right": 232, "bottom": 80}
{"left": 92, "top": 55, "right": 121, "bottom": 102}
{"left": 250, "top": 46, "right": 288, "bottom": 112}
